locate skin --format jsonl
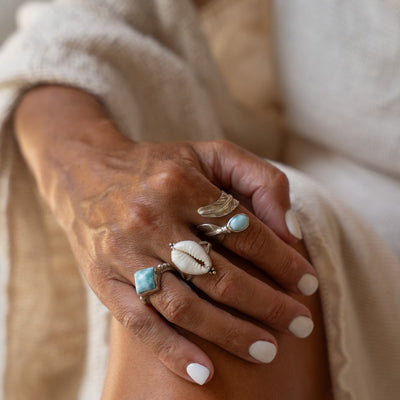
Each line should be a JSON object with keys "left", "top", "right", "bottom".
{"left": 102, "top": 244, "right": 332, "bottom": 399}
{"left": 13, "top": 85, "right": 329, "bottom": 395}
{"left": 193, "top": 0, "right": 212, "bottom": 8}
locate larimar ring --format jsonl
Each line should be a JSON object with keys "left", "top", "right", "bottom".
{"left": 134, "top": 263, "right": 175, "bottom": 304}
{"left": 197, "top": 213, "right": 249, "bottom": 237}
{"left": 197, "top": 191, "right": 239, "bottom": 218}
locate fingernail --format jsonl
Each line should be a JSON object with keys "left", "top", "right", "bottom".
{"left": 285, "top": 209, "right": 303, "bottom": 240}
{"left": 249, "top": 340, "right": 277, "bottom": 363}
{"left": 288, "top": 316, "right": 314, "bottom": 338}
{"left": 297, "top": 273, "right": 319, "bottom": 296}
{"left": 186, "top": 363, "right": 210, "bottom": 385}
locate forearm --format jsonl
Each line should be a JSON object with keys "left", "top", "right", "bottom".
{"left": 13, "top": 85, "right": 129, "bottom": 207}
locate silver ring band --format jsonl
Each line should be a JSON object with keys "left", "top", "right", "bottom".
{"left": 197, "top": 213, "right": 249, "bottom": 237}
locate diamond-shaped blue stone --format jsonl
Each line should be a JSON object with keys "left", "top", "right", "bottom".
{"left": 135, "top": 267, "right": 156, "bottom": 294}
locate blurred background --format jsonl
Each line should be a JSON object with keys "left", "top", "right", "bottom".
{"left": 0, "top": 0, "right": 279, "bottom": 130}
{"left": 0, "top": 0, "right": 28, "bottom": 42}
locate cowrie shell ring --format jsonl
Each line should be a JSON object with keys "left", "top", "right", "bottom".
{"left": 170, "top": 240, "right": 215, "bottom": 279}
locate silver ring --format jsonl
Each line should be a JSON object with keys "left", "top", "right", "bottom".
{"left": 170, "top": 240, "right": 215, "bottom": 279}
{"left": 197, "top": 213, "right": 249, "bottom": 237}
{"left": 197, "top": 191, "right": 239, "bottom": 218}
{"left": 134, "top": 263, "right": 175, "bottom": 304}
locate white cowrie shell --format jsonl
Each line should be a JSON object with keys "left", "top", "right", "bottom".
{"left": 170, "top": 241, "right": 213, "bottom": 275}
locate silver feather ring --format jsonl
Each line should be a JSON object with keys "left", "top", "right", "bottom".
{"left": 197, "top": 191, "right": 239, "bottom": 218}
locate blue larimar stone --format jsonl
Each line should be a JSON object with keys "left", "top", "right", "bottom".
{"left": 135, "top": 267, "right": 156, "bottom": 294}
{"left": 228, "top": 213, "right": 249, "bottom": 232}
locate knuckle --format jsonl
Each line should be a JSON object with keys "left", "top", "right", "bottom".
{"left": 175, "top": 144, "right": 199, "bottom": 164}
{"left": 213, "top": 269, "right": 238, "bottom": 302}
{"left": 120, "top": 311, "right": 155, "bottom": 340}
{"left": 277, "top": 252, "right": 294, "bottom": 279}
{"left": 162, "top": 293, "right": 193, "bottom": 324}
{"left": 235, "top": 223, "right": 267, "bottom": 259}
{"left": 213, "top": 139, "right": 233, "bottom": 150}
{"left": 271, "top": 169, "right": 290, "bottom": 192}
{"left": 150, "top": 162, "right": 187, "bottom": 194}
{"left": 266, "top": 293, "right": 288, "bottom": 326}
{"left": 84, "top": 263, "right": 112, "bottom": 293}
{"left": 103, "top": 202, "right": 156, "bottom": 241}
{"left": 118, "top": 308, "right": 180, "bottom": 362}
{"left": 96, "top": 205, "right": 153, "bottom": 254}
{"left": 126, "top": 202, "right": 154, "bottom": 231}
{"left": 154, "top": 339, "right": 178, "bottom": 363}
{"left": 223, "top": 321, "right": 242, "bottom": 349}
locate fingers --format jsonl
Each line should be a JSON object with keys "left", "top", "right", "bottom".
{"left": 105, "top": 279, "right": 214, "bottom": 386}
{"left": 146, "top": 228, "right": 314, "bottom": 339}
{"left": 104, "top": 268, "right": 281, "bottom": 387}
{"left": 126, "top": 141, "right": 312, "bottom": 296}
{"left": 190, "top": 251, "right": 315, "bottom": 339}
{"left": 53, "top": 137, "right": 319, "bottom": 387}
{"left": 149, "top": 273, "right": 279, "bottom": 364}
{"left": 191, "top": 204, "right": 319, "bottom": 296}
{"left": 118, "top": 151, "right": 317, "bottom": 297}
{"left": 192, "top": 140, "right": 302, "bottom": 243}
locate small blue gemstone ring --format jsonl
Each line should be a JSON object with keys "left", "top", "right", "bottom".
{"left": 134, "top": 263, "right": 174, "bottom": 304}
{"left": 196, "top": 213, "right": 250, "bottom": 237}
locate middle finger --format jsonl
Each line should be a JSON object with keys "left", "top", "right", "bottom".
{"left": 155, "top": 228, "right": 314, "bottom": 339}
{"left": 191, "top": 199, "right": 319, "bottom": 297}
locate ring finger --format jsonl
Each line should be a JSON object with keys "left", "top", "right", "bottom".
{"left": 191, "top": 195, "right": 319, "bottom": 297}
{"left": 153, "top": 228, "right": 314, "bottom": 339}
{"left": 149, "top": 272, "right": 279, "bottom": 364}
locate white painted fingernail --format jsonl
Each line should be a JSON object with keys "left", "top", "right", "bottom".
{"left": 249, "top": 341, "right": 277, "bottom": 363}
{"left": 297, "top": 273, "right": 319, "bottom": 296}
{"left": 285, "top": 209, "right": 303, "bottom": 240}
{"left": 288, "top": 316, "right": 314, "bottom": 338}
{"left": 186, "top": 363, "right": 210, "bottom": 385}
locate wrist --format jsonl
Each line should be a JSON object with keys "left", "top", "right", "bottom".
{"left": 14, "top": 84, "right": 128, "bottom": 150}
{"left": 13, "top": 85, "right": 131, "bottom": 202}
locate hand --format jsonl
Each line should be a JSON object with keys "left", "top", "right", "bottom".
{"left": 14, "top": 86, "right": 318, "bottom": 385}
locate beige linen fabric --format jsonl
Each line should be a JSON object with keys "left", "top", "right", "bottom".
{"left": 0, "top": 0, "right": 399, "bottom": 399}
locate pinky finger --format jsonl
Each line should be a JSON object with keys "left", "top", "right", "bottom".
{"left": 108, "top": 280, "right": 214, "bottom": 386}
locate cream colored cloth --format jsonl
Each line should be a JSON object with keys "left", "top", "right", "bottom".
{"left": 0, "top": 1, "right": 399, "bottom": 399}
{"left": 273, "top": 0, "right": 400, "bottom": 178}
{"left": 273, "top": 0, "right": 400, "bottom": 256}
